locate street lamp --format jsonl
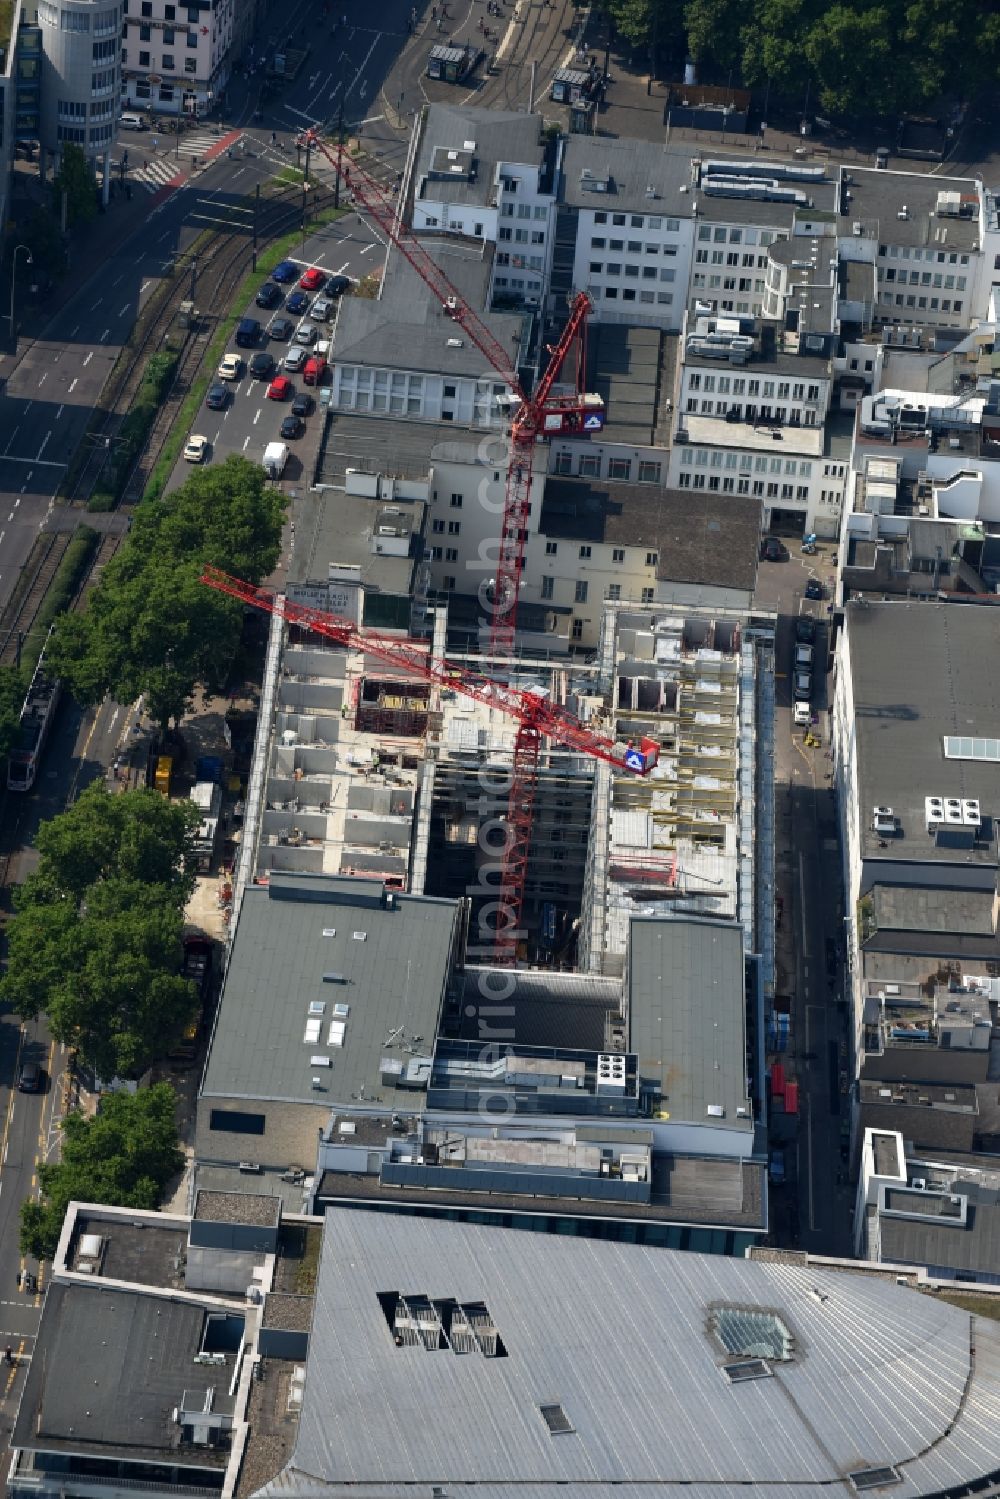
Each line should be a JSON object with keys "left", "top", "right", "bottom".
{"left": 8, "top": 244, "right": 33, "bottom": 345}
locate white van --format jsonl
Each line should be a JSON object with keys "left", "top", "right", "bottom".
{"left": 119, "top": 112, "right": 147, "bottom": 131}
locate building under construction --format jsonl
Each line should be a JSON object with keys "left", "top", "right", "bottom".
{"left": 235, "top": 577, "right": 774, "bottom": 989}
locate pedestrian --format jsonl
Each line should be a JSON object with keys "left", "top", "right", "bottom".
{"left": 152, "top": 135, "right": 159, "bottom": 149}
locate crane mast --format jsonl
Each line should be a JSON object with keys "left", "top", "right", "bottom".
{"left": 279, "top": 131, "right": 634, "bottom": 963}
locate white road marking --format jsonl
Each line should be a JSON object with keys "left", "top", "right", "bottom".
{"left": 7, "top": 512, "right": 13, "bottom": 522}
{"left": 93, "top": 297, "right": 103, "bottom": 308}
{"left": 37, "top": 373, "right": 46, "bottom": 387}
{"left": 118, "top": 303, "right": 129, "bottom": 317}
{"left": 335, "top": 261, "right": 349, "bottom": 274}
{"left": 243, "top": 436, "right": 250, "bottom": 450}
{"left": 798, "top": 851, "right": 809, "bottom": 959}
{"left": 36, "top": 433, "right": 51, "bottom": 462}
{"left": 55, "top": 405, "right": 64, "bottom": 421}
{"left": 360, "top": 241, "right": 377, "bottom": 254}
{"left": 358, "top": 114, "right": 384, "bottom": 125}
{"left": 68, "top": 379, "right": 77, "bottom": 394}
{"left": 112, "top": 274, "right": 123, "bottom": 287}
{"left": 13, "top": 498, "right": 19, "bottom": 509}
{"left": 70, "top": 324, "right": 80, "bottom": 337}
{"left": 82, "top": 352, "right": 93, "bottom": 367}
{"left": 99, "top": 329, "right": 110, "bottom": 342}
{"left": 3, "top": 427, "right": 19, "bottom": 454}
{"left": 253, "top": 408, "right": 261, "bottom": 424}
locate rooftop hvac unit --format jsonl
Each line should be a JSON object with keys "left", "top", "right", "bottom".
{"left": 596, "top": 1052, "right": 627, "bottom": 1092}
{"left": 944, "top": 798, "right": 964, "bottom": 825}
{"left": 910, "top": 1179, "right": 927, "bottom": 1190}
{"left": 872, "top": 805, "right": 896, "bottom": 834}
{"left": 238, "top": 1161, "right": 262, "bottom": 1174}
{"left": 924, "top": 795, "right": 945, "bottom": 830}
{"left": 963, "top": 798, "right": 981, "bottom": 826}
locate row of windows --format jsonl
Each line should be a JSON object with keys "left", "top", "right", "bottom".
{"left": 884, "top": 269, "right": 966, "bottom": 290}
{"left": 698, "top": 226, "right": 776, "bottom": 247}
{"left": 680, "top": 449, "right": 814, "bottom": 476}
{"left": 678, "top": 472, "right": 810, "bottom": 501}
{"left": 685, "top": 400, "right": 817, "bottom": 425}
{"left": 688, "top": 373, "right": 822, "bottom": 400}
{"left": 590, "top": 212, "right": 681, "bottom": 232}
{"left": 593, "top": 287, "right": 673, "bottom": 305}
{"left": 695, "top": 250, "right": 769, "bottom": 268}
{"left": 128, "top": 0, "right": 204, "bottom": 20}
{"left": 131, "top": 21, "right": 200, "bottom": 44}
{"left": 499, "top": 202, "right": 548, "bottom": 220}
{"left": 552, "top": 454, "right": 662, "bottom": 484}
{"left": 498, "top": 227, "right": 544, "bottom": 244}
{"left": 129, "top": 50, "right": 199, "bottom": 70}
{"left": 590, "top": 237, "right": 679, "bottom": 256}
{"left": 589, "top": 263, "right": 675, "bottom": 282}
{"left": 431, "top": 519, "right": 463, "bottom": 534}
{"left": 132, "top": 78, "right": 191, "bottom": 97}
{"left": 880, "top": 292, "right": 963, "bottom": 313}
{"left": 692, "top": 274, "right": 765, "bottom": 293}
{"left": 878, "top": 244, "right": 968, "bottom": 265}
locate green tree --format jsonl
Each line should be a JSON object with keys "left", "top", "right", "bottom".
{"left": 47, "top": 454, "right": 286, "bottom": 728}
{"left": 1, "top": 783, "right": 200, "bottom": 1080}
{"left": 18, "top": 206, "right": 67, "bottom": 282}
{"left": 0, "top": 664, "right": 26, "bottom": 765}
{"left": 741, "top": 0, "right": 814, "bottom": 97}
{"left": 20, "top": 1083, "right": 182, "bottom": 1260}
{"left": 683, "top": 0, "right": 744, "bottom": 68}
{"left": 803, "top": 5, "right": 899, "bottom": 116}
{"left": 52, "top": 141, "right": 96, "bottom": 228}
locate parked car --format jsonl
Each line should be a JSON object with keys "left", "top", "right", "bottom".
{"left": 184, "top": 434, "right": 209, "bottom": 463}
{"left": 793, "top": 701, "right": 812, "bottom": 727}
{"left": 325, "top": 274, "right": 351, "bottom": 297}
{"left": 207, "top": 384, "right": 230, "bottom": 411}
{"left": 269, "top": 316, "right": 294, "bottom": 341}
{"left": 285, "top": 290, "right": 309, "bottom": 315}
{"left": 793, "top": 669, "right": 812, "bottom": 701}
{"left": 17, "top": 1060, "right": 41, "bottom": 1093}
{"left": 294, "top": 321, "right": 318, "bottom": 346}
{"left": 302, "top": 355, "right": 327, "bottom": 386}
{"left": 298, "top": 266, "right": 325, "bottom": 291}
{"left": 291, "top": 392, "right": 314, "bottom": 418}
{"left": 768, "top": 1148, "right": 786, "bottom": 1185}
{"left": 249, "top": 351, "right": 276, "bottom": 379}
{"left": 280, "top": 413, "right": 304, "bottom": 439}
{"left": 794, "top": 643, "right": 814, "bottom": 670}
{"left": 267, "top": 375, "right": 293, "bottom": 400}
{"left": 271, "top": 259, "right": 299, "bottom": 284}
{"left": 235, "top": 317, "right": 262, "bottom": 348}
{"left": 255, "top": 281, "right": 281, "bottom": 309}
{"left": 283, "top": 346, "right": 307, "bottom": 373}
{"left": 795, "top": 616, "right": 817, "bottom": 643}
{"left": 760, "top": 536, "right": 788, "bottom": 562}
{"left": 311, "top": 296, "right": 333, "bottom": 321}
{"left": 217, "top": 352, "right": 243, "bottom": 381}
{"left": 805, "top": 577, "right": 825, "bottom": 600}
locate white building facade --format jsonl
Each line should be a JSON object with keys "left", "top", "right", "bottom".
{"left": 37, "top": 0, "right": 121, "bottom": 185}
{"left": 121, "top": 0, "right": 234, "bottom": 117}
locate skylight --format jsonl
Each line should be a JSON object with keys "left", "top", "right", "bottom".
{"left": 710, "top": 1306, "right": 794, "bottom": 1362}
{"left": 943, "top": 735, "right": 1000, "bottom": 761}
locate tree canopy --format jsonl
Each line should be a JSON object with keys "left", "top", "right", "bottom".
{"left": 600, "top": 0, "right": 1000, "bottom": 119}
{"left": 52, "top": 142, "right": 97, "bottom": 227}
{"left": 0, "top": 665, "right": 26, "bottom": 766}
{"left": 20, "top": 1083, "right": 182, "bottom": 1260}
{"left": 47, "top": 454, "right": 286, "bottom": 728}
{"left": 0, "top": 783, "right": 200, "bottom": 1080}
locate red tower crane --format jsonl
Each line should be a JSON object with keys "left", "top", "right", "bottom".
{"left": 291, "top": 130, "right": 626, "bottom": 962}
{"left": 201, "top": 569, "right": 659, "bottom": 959}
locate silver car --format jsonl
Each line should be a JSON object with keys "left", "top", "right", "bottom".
{"left": 294, "top": 321, "right": 318, "bottom": 346}
{"left": 283, "top": 345, "right": 307, "bottom": 373}
{"left": 311, "top": 296, "right": 333, "bottom": 321}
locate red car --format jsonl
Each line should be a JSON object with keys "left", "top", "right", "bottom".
{"left": 302, "top": 355, "right": 328, "bottom": 386}
{"left": 298, "top": 266, "right": 324, "bottom": 291}
{"left": 266, "top": 375, "right": 293, "bottom": 400}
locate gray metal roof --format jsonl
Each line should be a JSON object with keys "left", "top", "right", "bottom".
{"left": 627, "top": 916, "right": 750, "bottom": 1126}
{"left": 331, "top": 239, "right": 525, "bottom": 378}
{"left": 201, "top": 874, "right": 460, "bottom": 1110}
{"left": 416, "top": 104, "right": 546, "bottom": 206}
{"left": 288, "top": 485, "right": 424, "bottom": 601}
{"left": 844, "top": 601, "right": 1000, "bottom": 866}
{"left": 13, "top": 1283, "right": 234, "bottom": 1467}
{"left": 254, "top": 1207, "right": 1000, "bottom": 1498}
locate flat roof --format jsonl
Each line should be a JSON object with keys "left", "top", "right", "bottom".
{"left": 193, "top": 1189, "right": 281, "bottom": 1226}
{"left": 627, "top": 916, "right": 750, "bottom": 1125}
{"left": 331, "top": 239, "right": 525, "bottom": 379}
{"left": 870, "top": 884, "right": 996, "bottom": 935}
{"left": 844, "top": 601, "right": 1000, "bottom": 866}
{"left": 70, "top": 1213, "right": 189, "bottom": 1289}
{"left": 680, "top": 412, "right": 825, "bottom": 456}
{"left": 585, "top": 322, "right": 676, "bottom": 447}
{"left": 457, "top": 966, "right": 621, "bottom": 1050}
{"left": 540, "top": 478, "right": 761, "bottom": 595}
{"left": 561, "top": 135, "right": 695, "bottom": 215}
{"left": 416, "top": 104, "right": 545, "bottom": 206}
{"left": 261, "top": 1207, "right": 1000, "bottom": 1498}
{"left": 840, "top": 167, "right": 981, "bottom": 252}
{"left": 201, "top": 873, "right": 459, "bottom": 1110}
{"left": 879, "top": 1176, "right": 1000, "bottom": 1278}
{"left": 13, "top": 1283, "right": 236, "bottom": 1468}
{"left": 289, "top": 485, "right": 425, "bottom": 602}
{"left": 316, "top": 1150, "right": 765, "bottom": 1231}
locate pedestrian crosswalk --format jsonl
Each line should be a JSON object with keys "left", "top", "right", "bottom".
{"left": 131, "top": 156, "right": 181, "bottom": 193}
{"left": 175, "top": 129, "right": 232, "bottom": 160}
